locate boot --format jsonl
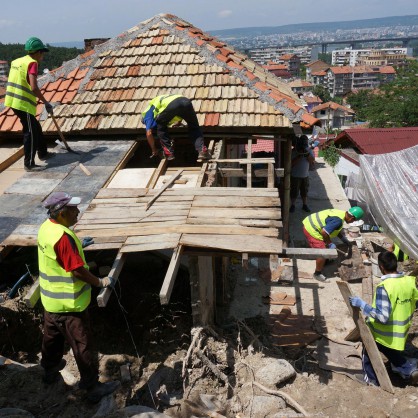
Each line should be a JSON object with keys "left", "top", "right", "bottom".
{"left": 87, "top": 381, "right": 120, "bottom": 403}
{"left": 197, "top": 148, "right": 212, "bottom": 161}
{"left": 43, "top": 359, "right": 66, "bottom": 384}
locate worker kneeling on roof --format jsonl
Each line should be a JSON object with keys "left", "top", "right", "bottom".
{"left": 302, "top": 206, "right": 364, "bottom": 283}
{"left": 349, "top": 251, "right": 418, "bottom": 386}
{"left": 142, "top": 94, "right": 211, "bottom": 162}
{"left": 38, "top": 192, "right": 120, "bottom": 403}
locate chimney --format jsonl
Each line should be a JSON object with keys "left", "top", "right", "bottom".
{"left": 84, "top": 38, "right": 110, "bottom": 53}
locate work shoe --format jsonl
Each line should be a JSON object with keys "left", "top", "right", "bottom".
{"left": 43, "top": 359, "right": 66, "bottom": 384}
{"left": 302, "top": 204, "right": 311, "bottom": 212}
{"left": 24, "top": 164, "right": 46, "bottom": 172}
{"left": 197, "top": 148, "right": 212, "bottom": 161}
{"left": 38, "top": 151, "right": 55, "bottom": 161}
{"left": 289, "top": 204, "right": 295, "bottom": 213}
{"left": 409, "top": 370, "right": 418, "bottom": 385}
{"left": 87, "top": 381, "right": 120, "bottom": 403}
{"left": 313, "top": 273, "right": 330, "bottom": 283}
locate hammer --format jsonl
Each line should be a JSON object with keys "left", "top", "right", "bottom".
{"left": 336, "top": 248, "right": 349, "bottom": 257}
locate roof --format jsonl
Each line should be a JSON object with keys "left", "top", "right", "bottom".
{"left": 330, "top": 65, "right": 396, "bottom": 75}
{"left": 311, "top": 102, "right": 355, "bottom": 114}
{"left": 311, "top": 70, "right": 327, "bottom": 76}
{"left": 305, "top": 60, "right": 330, "bottom": 71}
{"left": 280, "top": 54, "right": 297, "bottom": 60}
{"left": 303, "top": 95, "right": 322, "bottom": 104}
{"left": 335, "top": 127, "right": 418, "bottom": 155}
{"left": 0, "top": 14, "right": 319, "bottom": 135}
{"left": 245, "top": 139, "right": 275, "bottom": 153}
{"left": 288, "top": 80, "right": 313, "bottom": 88}
{"left": 262, "top": 63, "right": 287, "bottom": 71}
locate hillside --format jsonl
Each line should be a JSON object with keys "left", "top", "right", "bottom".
{"left": 209, "top": 15, "right": 418, "bottom": 38}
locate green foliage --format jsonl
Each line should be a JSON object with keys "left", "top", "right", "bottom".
{"left": 318, "top": 53, "right": 332, "bottom": 65}
{"left": 347, "top": 60, "right": 418, "bottom": 127}
{"left": 0, "top": 42, "right": 83, "bottom": 74}
{"left": 312, "top": 84, "right": 331, "bottom": 103}
{"left": 322, "top": 141, "right": 341, "bottom": 168}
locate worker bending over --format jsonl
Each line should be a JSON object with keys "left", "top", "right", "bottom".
{"left": 350, "top": 251, "right": 418, "bottom": 386}
{"left": 302, "top": 206, "right": 364, "bottom": 282}
{"left": 38, "top": 192, "right": 119, "bottom": 403}
{"left": 142, "top": 94, "right": 211, "bottom": 161}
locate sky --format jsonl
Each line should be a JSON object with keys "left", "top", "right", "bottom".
{"left": 1, "top": 0, "right": 418, "bottom": 44}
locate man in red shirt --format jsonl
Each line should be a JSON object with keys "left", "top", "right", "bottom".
{"left": 38, "top": 192, "right": 119, "bottom": 403}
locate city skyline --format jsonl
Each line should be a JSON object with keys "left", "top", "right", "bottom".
{"left": 0, "top": 0, "right": 417, "bottom": 44}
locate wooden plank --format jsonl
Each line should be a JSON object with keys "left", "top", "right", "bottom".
{"left": 158, "top": 188, "right": 278, "bottom": 196}
{"left": 198, "top": 256, "right": 214, "bottom": 325}
{"left": 214, "top": 158, "right": 275, "bottom": 164}
{"left": 268, "top": 162, "right": 275, "bottom": 188}
{"left": 0, "top": 146, "right": 24, "bottom": 173}
{"left": 84, "top": 242, "right": 123, "bottom": 251}
{"left": 76, "top": 215, "right": 187, "bottom": 225}
{"left": 146, "top": 158, "right": 167, "bottom": 189}
{"left": 79, "top": 163, "right": 92, "bottom": 176}
{"left": 197, "top": 139, "right": 215, "bottom": 187}
{"left": 218, "top": 168, "right": 245, "bottom": 177}
{"left": 192, "top": 195, "right": 280, "bottom": 208}
{"left": 125, "top": 233, "right": 181, "bottom": 245}
{"left": 282, "top": 247, "right": 337, "bottom": 260}
{"left": 186, "top": 217, "right": 282, "bottom": 227}
{"left": 107, "top": 168, "right": 155, "bottom": 188}
{"left": 122, "top": 241, "right": 179, "bottom": 253}
{"left": 180, "top": 234, "right": 282, "bottom": 253}
{"left": 81, "top": 208, "right": 190, "bottom": 219}
{"left": 96, "top": 188, "right": 148, "bottom": 199}
{"left": 146, "top": 169, "right": 183, "bottom": 210}
{"left": 24, "top": 278, "right": 40, "bottom": 308}
{"left": 247, "top": 139, "right": 252, "bottom": 189}
{"left": 189, "top": 207, "right": 280, "bottom": 219}
{"left": 337, "top": 281, "right": 394, "bottom": 394}
{"left": 160, "top": 244, "right": 184, "bottom": 304}
{"left": 75, "top": 220, "right": 185, "bottom": 230}
{"left": 97, "top": 251, "right": 127, "bottom": 307}
{"left": 76, "top": 224, "right": 279, "bottom": 239}
{"left": 362, "top": 275, "right": 374, "bottom": 305}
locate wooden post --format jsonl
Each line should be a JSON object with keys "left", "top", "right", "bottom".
{"left": 247, "top": 139, "right": 252, "bottom": 189}
{"left": 282, "top": 137, "right": 292, "bottom": 246}
{"left": 159, "top": 245, "right": 184, "bottom": 305}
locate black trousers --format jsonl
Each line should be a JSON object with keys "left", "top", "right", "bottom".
{"left": 41, "top": 310, "right": 98, "bottom": 389}
{"left": 155, "top": 97, "right": 204, "bottom": 155}
{"left": 12, "top": 108, "right": 47, "bottom": 167}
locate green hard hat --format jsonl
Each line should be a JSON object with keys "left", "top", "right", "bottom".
{"left": 25, "top": 37, "right": 49, "bottom": 53}
{"left": 348, "top": 206, "right": 364, "bottom": 220}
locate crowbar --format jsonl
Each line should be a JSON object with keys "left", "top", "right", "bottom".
{"left": 50, "top": 114, "right": 79, "bottom": 154}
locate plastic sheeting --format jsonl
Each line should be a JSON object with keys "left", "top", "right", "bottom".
{"left": 358, "top": 144, "right": 418, "bottom": 259}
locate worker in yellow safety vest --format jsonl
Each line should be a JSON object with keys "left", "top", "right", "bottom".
{"left": 389, "top": 242, "right": 410, "bottom": 262}
{"left": 142, "top": 94, "right": 211, "bottom": 161}
{"left": 349, "top": 251, "right": 418, "bottom": 386}
{"left": 302, "top": 206, "right": 364, "bottom": 282}
{"left": 38, "top": 192, "right": 120, "bottom": 403}
{"left": 5, "top": 37, "right": 55, "bottom": 171}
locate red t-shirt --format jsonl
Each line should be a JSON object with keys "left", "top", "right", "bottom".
{"left": 50, "top": 220, "right": 84, "bottom": 272}
{"left": 27, "top": 61, "right": 38, "bottom": 83}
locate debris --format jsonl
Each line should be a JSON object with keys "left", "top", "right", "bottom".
{"left": 120, "top": 363, "right": 131, "bottom": 382}
{"left": 262, "top": 292, "right": 296, "bottom": 306}
{"left": 255, "top": 358, "right": 296, "bottom": 386}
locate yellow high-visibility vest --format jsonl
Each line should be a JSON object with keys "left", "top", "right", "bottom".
{"left": 142, "top": 94, "right": 183, "bottom": 126}
{"left": 393, "top": 243, "right": 409, "bottom": 261}
{"left": 5, "top": 55, "right": 38, "bottom": 115}
{"left": 302, "top": 209, "right": 346, "bottom": 241}
{"left": 38, "top": 219, "right": 91, "bottom": 313}
{"left": 368, "top": 275, "right": 418, "bottom": 350}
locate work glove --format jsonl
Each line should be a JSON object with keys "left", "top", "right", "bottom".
{"left": 341, "top": 235, "right": 352, "bottom": 246}
{"left": 45, "top": 102, "right": 54, "bottom": 115}
{"left": 349, "top": 296, "right": 366, "bottom": 310}
{"left": 328, "top": 243, "right": 337, "bottom": 250}
{"left": 82, "top": 236, "right": 94, "bottom": 248}
{"left": 99, "top": 276, "right": 115, "bottom": 288}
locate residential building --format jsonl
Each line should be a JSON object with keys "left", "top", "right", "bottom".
{"left": 262, "top": 62, "right": 292, "bottom": 79}
{"left": 331, "top": 47, "right": 410, "bottom": 66}
{"left": 249, "top": 46, "right": 313, "bottom": 65}
{"left": 0, "top": 61, "right": 8, "bottom": 78}
{"left": 278, "top": 54, "right": 301, "bottom": 77}
{"left": 305, "top": 60, "right": 329, "bottom": 83}
{"left": 288, "top": 79, "right": 313, "bottom": 94}
{"left": 302, "top": 93, "right": 323, "bottom": 112}
{"left": 311, "top": 102, "right": 355, "bottom": 130}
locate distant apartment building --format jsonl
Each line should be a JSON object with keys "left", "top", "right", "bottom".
{"left": 324, "top": 65, "right": 396, "bottom": 97}
{"left": 262, "top": 62, "right": 292, "bottom": 79}
{"left": 0, "top": 60, "right": 9, "bottom": 77}
{"left": 305, "top": 60, "right": 329, "bottom": 83}
{"left": 331, "top": 48, "right": 410, "bottom": 66}
{"left": 249, "top": 46, "right": 312, "bottom": 65}
{"left": 278, "top": 54, "right": 301, "bottom": 77}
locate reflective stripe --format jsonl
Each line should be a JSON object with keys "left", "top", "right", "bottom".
{"left": 386, "top": 313, "right": 414, "bottom": 326}
{"left": 39, "top": 271, "right": 76, "bottom": 284}
{"left": 368, "top": 323, "right": 408, "bottom": 339}
{"left": 41, "top": 283, "right": 91, "bottom": 300}
{"left": 6, "top": 81, "right": 35, "bottom": 96}
{"left": 5, "top": 91, "right": 37, "bottom": 107}
{"left": 307, "top": 212, "right": 323, "bottom": 233}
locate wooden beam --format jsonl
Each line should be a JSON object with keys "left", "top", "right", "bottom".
{"left": 214, "top": 158, "right": 275, "bottom": 164}
{"left": 103, "top": 141, "right": 138, "bottom": 187}
{"left": 159, "top": 244, "right": 184, "bottom": 305}
{"left": 337, "top": 281, "right": 394, "bottom": 394}
{"left": 197, "top": 139, "right": 215, "bottom": 187}
{"left": 146, "top": 169, "right": 183, "bottom": 210}
{"left": 146, "top": 158, "right": 167, "bottom": 189}
{"left": 282, "top": 138, "right": 292, "bottom": 246}
{"left": 282, "top": 247, "right": 337, "bottom": 259}
{"left": 198, "top": 256, "right": 214, "bottom": 325}
{"left": 267, "top": 162, "right": 275, "bottom": 188}
{"left": 247, "top": 139, "right": 252, "bottom": 189}
{"left": 0, "top": 146, "right": 24, "bottom": 173}
{"left": 24, "top": 278, "right": 40, "bottom": 308}
{"left": 97, "top": 251, "right": 127, "bottom": 307}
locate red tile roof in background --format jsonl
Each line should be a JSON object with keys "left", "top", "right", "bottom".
{"left": 0, "top": 14, "right": 320, "bottom": 136}
{"left": 335, "top": 127, "right": 418, "bottom": 155}
{"left": 245, "top": 139, "right": 275, "bottom": 153}
{"left": 311, "top": 101, "right": 355, "bottom": 114}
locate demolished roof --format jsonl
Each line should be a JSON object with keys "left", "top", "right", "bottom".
{"left": 335, "top": 127, "right": 418, "bottom": 155}
{"left": 0, "top": 14, "right": 320, "bottom": 135}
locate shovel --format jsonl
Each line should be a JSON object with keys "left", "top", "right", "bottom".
{"left": 50, "top": 114, "right": 79, "bottom": 154}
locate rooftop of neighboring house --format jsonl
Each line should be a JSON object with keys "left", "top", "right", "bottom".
{"left": 330, "top": 65, "right": 396, "bottom": 75}
{"left": 0, "top": 14, "right": 320, "bottom": 136}
{"left": 305, "top": 60, "right": 330, "bottom": 72}
{"left": 0, "top": 86, "right": 5, "bottom": 99}
{"left": 311, "top": 102, "right": 355, "bottom": 114}
{"left": 335, "top": 127, "right": 418, "bottom": 155}
{"left": 288, "top": 80, "right": 313, "bottom": 88}
{"left": 262, "top": 62, "right": 287, "bottom": 71}
{"left": 280, "top": 54, "right": 298, "bottom": 61}
{"left": 303, "top": 94, "right": 322, "bottom": 104}
{"left": 245, "top": 139, "right": 275, "bottom": 153}
{"left": 311, "top": 70, "right": 327, "bottom": 76}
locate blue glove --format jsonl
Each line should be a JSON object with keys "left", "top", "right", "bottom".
{"left": 328, "top": 243, "right": 337, "bottom": 249}
{"left": 99, "top": 276, "right": 115, "bottom": 288}
{"left": 82, "top": 236, "right": 94, "bottom": 248}
{"left": 349, "top": 296, "right": 366, "bottom": 310}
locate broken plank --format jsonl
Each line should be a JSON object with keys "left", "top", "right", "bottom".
{"left": 282, "top": 247, "right": 338, "bottom": 260}
{"left": 160, "top": 244, "right": 184, "bottom": 304}
{"left": 337, "top": 281, "right": 394, "bottom": 394}
{"left": 0, "top": 146, "right": 24, "bottom": 173}
{"left": 146, "top": 158, "right": 167, "bottom": 189}
{"left": 97, "top": 251, "right": 127, "bottom": 307}
{"left": 146, "top": 169, "right": 183, "bottom": 210}
{"left": 24, "top": 278, "right": 40, "bottom": 308}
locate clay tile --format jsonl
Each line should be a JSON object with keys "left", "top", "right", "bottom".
{"left": 301, "top": 113, "right": 321, "bottom": 127}
{"left": 283, "top": 100, "right": 301, "bottom": 113}
{"left": 152, "top": 36, "right": 164, "bottom": 45}
{"left": 196, "top": 39, "right": 205, "bottom": 46}
{"left": 254, "top": 82, "right": 270, "bottom": 92}
{"left": 66, "top": 68, "right": 79, "bottom": 80}
{"left": 63, "top": 90, "right": 77, "bottom": 103}
{"left": 85, "top": 115, "right": 104, "bottom": 130}
{"left": 85, "top": 80, "right": 96, "bottom": 91}
{"left": 227, "top": 61, "right": 244, "bottom": 71}
{"left": 0, "top": 115, "right": 17, "bottom": 131}
{"left": 105, "top": 67, "right": 117, "bottom": 77}
{"left": 52, "top": 90, "right": 67, "bottom": 104}
{"left": 76, "top": 68, "right": 89, "bottom": 80}
{"left": 80, "top": 49, "right": 95, "bottom": 59}
{"left": 127, "top": 65, "right": 140, "bottom": 77}
{"left": 204, "top": 113, "right": 220, "bottom": 126}
{"left": 245, "top": 71, "right": 257, "bottom": 81}
{"left": 216, "top": 54, "right": 229, "bottom": 64}
{"left": 175, "top": 25, "right": 186, "bottom": 31}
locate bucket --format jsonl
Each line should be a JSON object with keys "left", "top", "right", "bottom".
{"left": 348, "top": 226, "right": 360, "bottom": 238}
{"left": 371, "top": 252, "right": 381, "bottom": 277}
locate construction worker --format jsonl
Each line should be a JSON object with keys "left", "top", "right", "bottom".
{"left": 142, "top": 94, "right": 211, "bottom": 161}
{"left": 38, "top": 192, "right": 119, "bottom": 403}
{"left": 302, "top": 206, "right": 364, "bottom": 282}
{"left": 5, "top": 37, "right": 55, "bottom": 171}
{"left": 349, "top": 251, "right": 418, "bottom": 386}
{"left": 389, "top": 242, "right": 409, "bottom": 262}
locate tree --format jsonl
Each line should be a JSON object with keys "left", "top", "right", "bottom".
{"left": 321, "top": 141, "right": 341, "bottom": 168}
{"left": 312, "top": 85, "right": 331, "bottom": 103}
{"left": 347, "top": 61, "right": 418, "bottom": 127}
{"left": 318, "top": 53, "right": 332, "bottom": 65}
